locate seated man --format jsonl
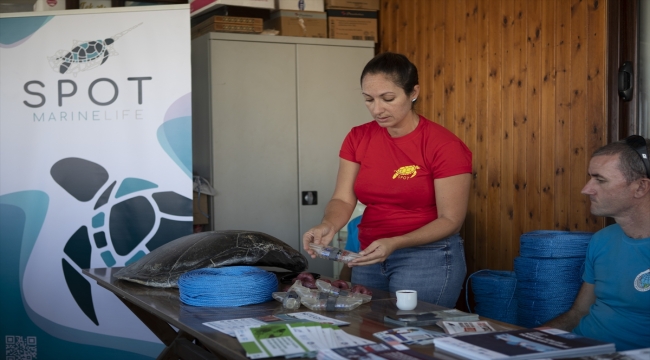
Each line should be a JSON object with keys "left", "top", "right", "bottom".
{"left": 544, "top": 136, "right": 650, "bottom": 350}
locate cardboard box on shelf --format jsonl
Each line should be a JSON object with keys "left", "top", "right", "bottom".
{"left": 327, "top": 8, "right": 377, "bottom": 42}
{"left": 192, "top": 14, "right": 264, "bottom": 36}
{"left": 276, "top": 0, "right": 324, "bottom": 12}
{"left": 325, "top": 0, "right": 378, "bottom": 10}
{"left": 191, "top": 5, "right": 272, "bottom": 27}
{"left": 265, "top": 10, "right": 327, "bottom": 38}
{"left": 193, "top": 192, "right": 209, "bottom": 225}
{"left": 190, "top": 0, "right": 274, "bottom": 18}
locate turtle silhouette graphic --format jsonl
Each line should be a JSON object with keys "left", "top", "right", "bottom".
{"left": 48, "top": 23, "right": 141, "bottom": 76}
{"left": 51, "top": 157, "right": 192, "bottom": 325}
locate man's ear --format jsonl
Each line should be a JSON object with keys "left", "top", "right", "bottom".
{"left": 634, "top": 178, "right": 650, "bottom": 198}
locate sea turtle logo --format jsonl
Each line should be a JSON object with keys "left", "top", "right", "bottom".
{"left": 634, "top": 269, "right": 650, "bottom": 292}
{"left": 392, "top": 165, "right": 421, "bottom": 179}
{"left": 51, "top": 157, "right": 192, "bottom": 325}
{"left": 47, "top": 23, "right": 142, "bottom": 76}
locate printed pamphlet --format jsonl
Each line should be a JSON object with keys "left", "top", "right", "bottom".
{"left": 433, "top": 327, "right": 616, "bottom": 360}
{"left": 236, "top": 321, "right": 375, "bottom": 359}
{"left": 436, "top": 320, "right": 497, "bottom": 335}
{"left": 203, "top": 311, "right": 350, "bottom": 337}
{"left": 373, "top": 326, "right": 449, "bottom": 346}
{"left": 317, "top": 343, "right": 441, "bottom": 360}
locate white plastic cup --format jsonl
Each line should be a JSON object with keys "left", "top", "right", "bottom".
{"left": 395, "top": 290, "right": 418, "bottom": 310}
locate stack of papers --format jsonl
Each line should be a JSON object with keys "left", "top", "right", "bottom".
{"left": 318, "top": 343, "right": 439, "bottom": 360}
{"left": 437, "top": 321, "right": 497, "bottom": 335}
{"left": 433, "top": 327, "right": 616, "bottom": 360}
{"left": 384, "top": 309, "right": 479, "bottom": 327}
{"left": 373, "top": 327, "right": 449, "bottom": 346}
{"left": 236, "top": 321, "right": 376, "bottom": 359}
{"left": 203, "top": 312, "right": 375, "bottom": 359}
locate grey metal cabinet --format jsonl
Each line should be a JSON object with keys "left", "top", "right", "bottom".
{"left": 191, "top": 33, "right": 374, "bottom": 277}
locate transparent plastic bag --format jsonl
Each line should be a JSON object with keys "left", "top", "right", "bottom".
{"left": 300, "top": 292, "right": 363, "bottom": 312}
{"left": 315, "top": 279, "right": 372, "bottom": 303}
{"left": 308, "top": 244, "right": 360, "bottom": 264}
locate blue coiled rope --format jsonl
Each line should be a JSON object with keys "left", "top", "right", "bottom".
{"left": 520, "top": 230, "right": 593, "bottom": 258}
{"left": 466, "top": 270, "right": 518, "bottom": 325}
{"left": 178, "top": 266, "right": 278, "bottom": 307}
{"left": 514, "top": 230, "right": 593, "bottom": 328}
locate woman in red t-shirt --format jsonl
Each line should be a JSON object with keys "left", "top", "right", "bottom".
{"left": 303, "top": 52, "right": 472, "bottom": 307}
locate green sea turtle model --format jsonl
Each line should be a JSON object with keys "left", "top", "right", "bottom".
{"left": 48, "top": 23, "right": 142, "bottom": 76}
{"left": 114, "top": 230, "right": 309, "bottom": 288}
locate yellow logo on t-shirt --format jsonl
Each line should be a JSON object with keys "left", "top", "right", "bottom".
{"left": 393, "top": 165, "right": 421, "bottom": 179}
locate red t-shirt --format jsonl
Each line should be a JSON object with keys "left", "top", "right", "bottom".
{"left": 339, "top": 115, "right": 472, "bottom": 249}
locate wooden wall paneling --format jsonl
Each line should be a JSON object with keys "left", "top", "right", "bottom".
{"left": 500, "top": 0, "right": 515, "bottom": 270}
{"left": 585, "top": 0, "right": 606, "bottom": 230}
{"left": 404, "top": 0, "right": 417, "bottom": 60}
{"left": 397, "top": 0, "right": 408, "bottom": 55}
{"left": 511, "top": 0, "right": 527, "bottom": 263}
{"left": 475, "top": 0, "right": 490, "bottom": 271}
{"left": 486, "top": 0, "right": 503, "bottom": 270}
{"left": 443, "top": 0, "right": 456, "bottom": 131}
{"left": 525, "top": 0, "right": 542, "bottom": 234}
{"left": 419, "top": 0, "right": 433, "bottom": 118}
{"left": 569, "top": 0, "right": 588, "bottom": 231}
{"left": 455, "top": 0, "right": 467, "bottom": 242}
{"left": 464, "top": 0, "right": 479, "bottom": 274}
{"left": 455, "top": 0, "right": 468, "bottom": 142}
{"left": 540, "top": 0, "right": 556, "bottom": 229}
{"left": 432, "top": 0, "right": 446, "bottom": 125}
{"left": 380, "top": 1, "right": 397, "bottom": 54}
{"left": 554, "top": 0, "right": 572, "bottom": 230}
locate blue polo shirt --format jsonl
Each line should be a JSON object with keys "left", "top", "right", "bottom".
{"left": 573, "top": 224, "right": 650, "bottom": 350}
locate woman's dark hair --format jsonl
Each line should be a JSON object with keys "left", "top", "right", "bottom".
{"left": 360, "top": 52, "right": 419, "bottom": 96}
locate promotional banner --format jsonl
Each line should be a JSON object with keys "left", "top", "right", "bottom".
{"left": 0, "top": 6, "right": 192, "bottom": 359}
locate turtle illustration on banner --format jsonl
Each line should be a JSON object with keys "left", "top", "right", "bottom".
{"left": 51, "top": 157, "right": 193, "bottom": 325}
{"left": 47, "top": 23, "right": 142, "bottom": 76}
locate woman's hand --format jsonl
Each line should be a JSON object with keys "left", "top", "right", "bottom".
{"left": 348, "top": 238, "right": 397, "bottom": 266}
{"left": 302, "top": 222, "right": 336, "bottom": 258}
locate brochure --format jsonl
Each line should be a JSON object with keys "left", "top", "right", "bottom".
{"left": 436, "top": 320, "right": 497, "bottom": 335}
{"left": 558, "top": 346, "right": 650, "bottom": 359}
{"left": 317, "top": 343, "right": 441, "bottom": 360}
{"left": 373, "top": 327, "right": 449, "bottom": 346}
{"left": 236, "top": 321, "right": 376, "bottom": 359}
{"left": 203, "top": 312, "right": 350, "bottom": 337}
{"left": 384, "top": 309, "right": 479, "bottom": 327}
{"left": 432, "top": 327, "right": 616, "bottom": 360}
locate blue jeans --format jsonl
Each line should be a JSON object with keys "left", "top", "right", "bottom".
{"left": 351, "top": 233, "right": 467, "bottom": 308}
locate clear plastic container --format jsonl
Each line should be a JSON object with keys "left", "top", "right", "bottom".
{"left": 308, "top": 244, "right": 361, "bottom": 263}
{"left": 315, "top": 279, "right": 372, "bottom": 303}
{"left": 300, "top": 292, "right": 363, "bottom": 312}
{"left": 288, "top": 280, "right": 320, "bottom": 299}
{"left": 271, "top": 290, "right": 301, "bottom": 310}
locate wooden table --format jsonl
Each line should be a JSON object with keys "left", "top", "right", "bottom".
{"left": 83, "top": 267, "right": 515, "bottom": 360}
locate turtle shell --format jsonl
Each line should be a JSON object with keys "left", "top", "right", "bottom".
{"left": 113, "top": 230, "right": 308, "bottom": 288}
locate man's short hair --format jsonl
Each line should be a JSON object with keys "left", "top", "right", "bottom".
{"left": 592, "top": 137, "right": 650, "bottom": 183}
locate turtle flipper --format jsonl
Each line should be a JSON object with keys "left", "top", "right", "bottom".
{"left": 59, "top": 62, "right": 71, "bottom": 74}
{"left": 101, "top": 50, "right": 109, "bottom": 65}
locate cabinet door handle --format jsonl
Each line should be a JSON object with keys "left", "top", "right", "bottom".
{"left": 618, "top": 61, "right": 634, "bottom": 102}
{"left": 302, "top": 191, "right": 318, "bottom": 205}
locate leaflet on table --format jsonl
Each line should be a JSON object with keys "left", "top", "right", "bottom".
{"left": 436, "top": 320, "right": 497, "bottom": 335}
{"left": 432, "top": 327, "right": 615, "bottom": 360}
{"left": 373, "top": 327, "right": 449, "bottom": 346}
{"left": 317, "top": 343, "right": 441, "bottom": 360}
{"left": 384, "top": 308, "right": 479, "bottom": 327}
{"left": 236, "top": 322, "right": 375, "bottom": 359}
{"left": 552, "top": 346, "right": 650, "bottom": 359}
{"left": 203, "top": 312, "right": 350, "bottom": 337}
